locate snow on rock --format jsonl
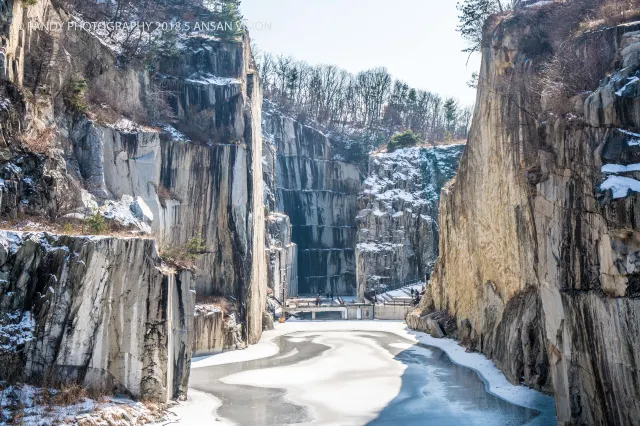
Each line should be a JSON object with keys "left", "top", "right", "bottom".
{"left": 0, "top": 311, "right": 35, "bottom": 352}
{"left": 601, "top": 175, "right": 640, "bottom": 198}
{"left": 0, "top": 231, "right": 195, "bottom": 402}
{"left": 0, "top": 383, "right": 166, "bottom": 425}
{"left": 601, "top": 163, "right": 640, "bottom": 173}
{"left": 101, "top": 195, "right": 153, "bottom": 233}
{"left": 185, "top": 73, "right": 242, "bottom": 87}
{"left": 108, "top": 118, "right": 158, "bottom": 134}
{"left": 163, "top": 125, "right": 191, "bottom": 143}
{"left": 616, "top": 128, "right": 640, "bottom": 146}
{"left": 131, "top": 196, "right": 154, "bottom": 224}
{"left": 615, "top": 76, "right": 640, "bottom": 96}
{"left": 355, "top": 144, "right": 464, "bottom": 300}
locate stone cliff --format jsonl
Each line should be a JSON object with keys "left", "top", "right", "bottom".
{"left": 409, "top": 8, "right": 640, "bottom": 425}
{"left": 65, "top": 34, "right": 266, "bottom": 345}
{"left": 262, "top": 101, "right": 364, "bottom": 295}
{"left": 355, "top": 144, "right": 464, "bottom": 299}
{"left": 0, "top": 231, "right": 194, "bottom": 402}
{"left": 0, "top": 0, "right": 269, "bottom": 401}
{"left": 264, "top": 212, "right": 298, "bottom": 299}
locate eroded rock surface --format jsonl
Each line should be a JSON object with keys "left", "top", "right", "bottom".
{"left": 355, "top": 145, "right": 463, "bottom": 299}
{"left": 0, "top": 231, "right": 194, "bottom": 402}
{"left": 192, "top": 307, "right": 246, "bottom": 357}
{"left": 410, "top": 14, "right": 640, "bottom": 425}
{"left": 0, "top": 0, "right": 270, "bottom": 403}
{"left": 265, "top": 213, "right": 298, "bottom": 299}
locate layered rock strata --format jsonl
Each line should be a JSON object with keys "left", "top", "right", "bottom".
{"left": 65, "top": 34, "right": 266, "bottom": 343}
{"left": 0, "top": 0, "right": 269, "bottom": 403}
{"left": 262, "top": 103, "right": 363, "bottom": 295}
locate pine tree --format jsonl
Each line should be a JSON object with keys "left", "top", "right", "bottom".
{"left": 444, "top": 98, "right": 458, "bottom": 133}
{"left": 216, "top": 0, "right": 244, "bottom": 39}
{"left": 456, "top": 0, "right": 502, "bottom": 54}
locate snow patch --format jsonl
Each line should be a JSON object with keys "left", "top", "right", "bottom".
{"left": 163, "top": 125, "right": 191, "bottom": 143}
{"left": 185, "top": 73, "right": 242, "bottom": 86}
{"left": 0, "top": 311, "right": 35, "bottom": 352}
{"left": 601, "top": 163, "right": 640, "bottom": 173}
{"left": 601, "top": 175, "right": 640, "bottom": 198}
{"left": 615, "top": 76, "right": 639, "bottom": 96}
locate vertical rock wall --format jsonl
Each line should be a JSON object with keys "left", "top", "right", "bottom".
{"left": 411, "top": 12, "right": 640, "bottom": 425}
{"left": 262, "top": 103, "right": 363, "bottom": 295}
{"left": 68, "top": 36, "right": 267, "bottom": 345}
{"left": 0, "top": 0, "right": 269, "bottom": 401}
{"left": 191, "top": 308, "right": 245, "bottom": 357}
{"left": 355, "top": 145, "right": 464, "bottom": 299}
{"left": 265, "top": 213, "right": 299, "bottom": 299}
{"left": 0, "top": 231, "right": 194, "bottom": 402}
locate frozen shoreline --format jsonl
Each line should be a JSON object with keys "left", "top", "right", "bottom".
{"left": 175, "top": 321, "right": 556, "bottom": 425}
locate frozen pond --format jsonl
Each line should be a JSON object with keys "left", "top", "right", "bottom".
{"left": 186, "top": 328, "right": 556, "bottom": 425}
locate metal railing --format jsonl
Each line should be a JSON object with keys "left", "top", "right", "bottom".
{"left": 380, "top": 299, "right": 415, "bottom": 307}
{"left": 374, "top": 278, "right": 423, "bottom": 294}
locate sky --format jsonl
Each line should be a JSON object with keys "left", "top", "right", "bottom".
{"left": 240, "top": 0, "right": 481, "bottom": 107}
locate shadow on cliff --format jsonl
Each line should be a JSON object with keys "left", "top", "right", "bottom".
{"left": 365, "top": 339, "right": 548, "bottom": 426}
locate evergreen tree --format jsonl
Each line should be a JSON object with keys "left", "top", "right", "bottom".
{"left": 216, "top": 0, "right": 244, "bottom": 39}
{"left": 456, "top": 0, "right": 501, "bottom": 54}
{"left": 444, "top": 98, "right": 458, "bottom": 133}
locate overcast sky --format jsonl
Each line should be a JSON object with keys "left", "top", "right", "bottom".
{"left": 240, "top": 0, "right": 481, "bottom": 107}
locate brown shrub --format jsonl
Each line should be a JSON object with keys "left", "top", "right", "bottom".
{"left": 599, "top": 0, "right": 640, "bottom": 26}
{"left": 160, "top": 235, "right": 206, "bottom": 270}
{"left": 514, "top": 0, "right": 617, "bottom": 114}
{"left": 155, "top": 183, "right": 181, "bottom": 204}
{"left": 540, "top": 41, "right": 611, "bottom": 114}
{"left": 53, "top": 384, "right": 88, "bottom": 406}
{"left": 87, "top": 81, "right": 147, "bottom": 125}
{"left": 195, "top": 295, "right": 232, "bottom": 314}
{"left": 19, "top": 127, "right": 56, "bottom": 154}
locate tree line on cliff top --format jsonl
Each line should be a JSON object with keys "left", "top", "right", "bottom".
{"left": 257, "top": 53, "right": 473, "bottom": 146}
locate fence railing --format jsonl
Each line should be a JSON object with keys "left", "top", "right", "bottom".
{"left": 374, "top": 278, "right": 423, "bottom": 294}
{"left": 380, "top": 299, "right": 415, "bottom": 307}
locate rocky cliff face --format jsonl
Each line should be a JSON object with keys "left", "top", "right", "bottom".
{"left": 64, "top": 34, "right": 266, "bottom": 344}
{"left": 0, "top": 0, "right": 269, "bottom": 402}
{"left": 0, "top": 231, "right": 194, "bottom": 402}
{"left": 265, "top": 212, "right": 298, "bottom": 299}
{"left": 262, "top": 102, "right": 364, "bottom": 295}
{"left": 410, "top": 11, "right": 640, "bottom": 426}
{"left": 191, "top": 307, "right": 245, "bottom": 357}
{"left": 355, "top": 144, "right": 463, "bottom": 299}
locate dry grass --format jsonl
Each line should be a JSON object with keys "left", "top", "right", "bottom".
{"left": 17, "top": 127, "right": 56, "bottom": 154}
{"left": 1, "top": 381, "right": 166, "bottom": 425}
{"left": 511, "top": 0, "right": 633, "bottom": 115}
{"left": 159, "top": 245, "right": 197, "bottom": 270}
{"left": 0, "top": 216, "right": 151, "bottom": 239}
{"left": 87, "top": 81, "right": 148, "bottom": 125}
{"left": 155, "top": 183, "right": 181, "bottom": 205}
{"left": 195, "top": 295, "right": 232, "bottom": 315}
{"left": 38, "top": 384, "right": 88, "bottom": 407}
{"left": 160, "top": 235, "right": 206, "bottom": 270}
{"left": 578, "top": 0, "right": 640, "bottom": 30}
